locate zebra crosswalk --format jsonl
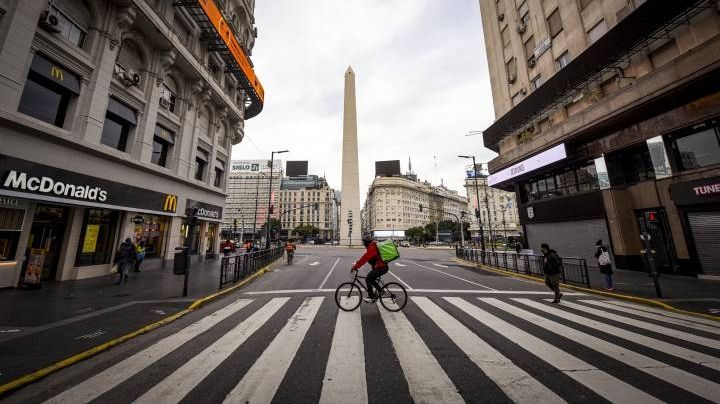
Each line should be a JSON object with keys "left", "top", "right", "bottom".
{"left": 39, "top": 295, "right": 720, "bottom": 404}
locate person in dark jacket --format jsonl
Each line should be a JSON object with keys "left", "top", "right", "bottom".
{"left": 352, "top": 235, "right": 388, "bottom": 302}
{"left": 595, "top": 239, "right": 614, "bottom": 290}
{"left": 113, "top": 238, "right": 137, "bottom": 285}
{"left": 540, "top": 243, "right": 563, "bottom": 303}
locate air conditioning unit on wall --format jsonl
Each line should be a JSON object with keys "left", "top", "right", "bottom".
{"left": 517, "top": 23, "right": 527, "bottom": 34}
{"left": 119, "top": 69, "right": 141, "bottom": 87}
{"left": 38, "top": 10, "right": 61, "bottom": 33}
{"left": 528, "top": 57, "right": 536, "bottom": 67}
{"left": 508, "top": 74, "right": 517, "bottom": 84}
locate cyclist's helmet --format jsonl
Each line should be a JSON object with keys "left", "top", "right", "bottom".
{"left": 362, "top": 234, "right": 374, "bottom": 247}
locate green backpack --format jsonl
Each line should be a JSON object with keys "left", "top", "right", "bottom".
{"left": 377, "top": 239, "right": 400, "bottom": 263}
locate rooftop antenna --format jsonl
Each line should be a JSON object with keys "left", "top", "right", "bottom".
{"left": 433, "top": 155, "right": 438, "bottom": 185}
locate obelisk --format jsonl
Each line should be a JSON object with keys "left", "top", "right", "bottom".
{"left": 340, "top": 66, "right": 361, "bottom": 247}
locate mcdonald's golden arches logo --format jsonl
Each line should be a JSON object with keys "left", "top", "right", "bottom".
{"left": 162, "top": 194, "right": 177, "bottom": 213}
{"left": 50, "top": 66, "right": 64, "bottom": 81}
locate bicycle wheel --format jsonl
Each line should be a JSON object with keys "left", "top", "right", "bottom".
{"left": 335, "top": 282, "right": 362, "bottom": 311}
{"left": 379, "top": 282, "right": 407, "bottom": 312}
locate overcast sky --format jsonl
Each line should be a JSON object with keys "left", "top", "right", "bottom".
{"left": 233, "top": 0, "right": 498, "bottom": 201}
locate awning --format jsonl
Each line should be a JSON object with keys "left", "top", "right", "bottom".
{"left": 482, "top": 0, "right": 710, "bottom": 152}
{"left": 30, "top": 53, "right": 80, "bottom": 94}
{"left": 196, "top": 148, "right": 209, "bottom": 162}
{"left": 107, "top": 98, "right": 137, "bottom": 125}
{"left": 154, "top": 125, "right": 175, "bottom": 144}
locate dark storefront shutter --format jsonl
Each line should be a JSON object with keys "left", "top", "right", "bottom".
{"left": 525, "top": 219, "right": 610, "bottom": 266}
{"left": 687, "top": 212, "right": 720, "bottom": 276}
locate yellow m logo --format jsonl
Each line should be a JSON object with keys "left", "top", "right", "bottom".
{"left": 163, "top": 194, "right": 177, "bottom": 212}
{"left": 50, "top": 66, "right": 63, "bottom": 81}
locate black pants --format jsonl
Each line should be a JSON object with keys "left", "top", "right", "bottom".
{"left": 366, "top": 266, "right": 389, "bottom": 298}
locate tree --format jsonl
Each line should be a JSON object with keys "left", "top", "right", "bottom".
{"left": 406, "top": 227, "right": 428, "bottom": 243}
{"left": 293, "top": 224, "right": 321, "bottom": 238}
{"left": 261, "top": 218, "right": 281, "bottom": 240}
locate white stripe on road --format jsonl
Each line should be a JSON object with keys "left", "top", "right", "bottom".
{"left": 433, "top": 263, "right": 449, "bottom": 268}
{"left": 242, "top": 289, "right": 586, "bottom": 295}
{"left": 379, "top": 304, "right": 464, "bottom": 404}
{"left": 388, "top": 270, "right": 413, "bottom": 290}
{"left": 444, "top": 297, "right": 663, "bottom": 404}
{"left": 562, "top": 301, "right": 720, "bottom": 350}
{"left": 309, "top": 261, "right": 320, "bottom": 266}
{"left": 412, "top": 297, "right": 565, "bottom": 404}
{"left": 44, "top": 299, "right": 254, "bottom": 404}
{"left": 318, "top": 258, "right": 342, "bottom": 289}
{"left": 413, "top": 262, "right": 496, "bottom": 291}
{"left": 582, "top": 300, "right": 720, "bottom": 336}
{"left": 394, "top": 263, "right": 407, "bottom": 267}
{"left": 483, "top": 298, "right": 720, "bottom": 402}
{"left": 134, "top": 298, "right": 289, "bottom": 404}
{"left": 514, "top": 298, "right": 720, "bottom": 372}
{"left": 604, "top": 300, "right": 720, "bottom": 328}
{"left": 223, "top": 297, "right": 324, "bottom": 404}
{"left": 319, "top": 298, "right": 367, "bottom": 404}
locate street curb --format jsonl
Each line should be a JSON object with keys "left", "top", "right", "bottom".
{"left": 454, "top": 257, "right": 720, "bottom": 322}
{"left": 0, "top": 260, "right": 280, "bottom": 397}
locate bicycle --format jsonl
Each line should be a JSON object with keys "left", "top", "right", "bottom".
{"left": 335, "top": 269, "right": 407, "bottom": 312}
{"left": 286, "top": 251, "right": 294, "bottom": 265}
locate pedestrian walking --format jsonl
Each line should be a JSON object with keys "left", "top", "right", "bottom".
{"left": 595, "top": 239, "right": 614, "bottom": 290}
{"left": 515, "top": 241, "right": 522, "bottom": 254}
{"left": 222, "top": 239, "right": 233, "bottom": 256}
{"left": 540, "top": 243, "right": 563, "bottom": 303}
{"left": 113, "top": 238, "right": 137, "bottom": 285}
{"left": 134, "top": 241, "right": 145, "bottom": 272}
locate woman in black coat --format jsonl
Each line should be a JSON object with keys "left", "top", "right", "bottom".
{"left": 595, "top": 239, "right": 613, "bottom": 290}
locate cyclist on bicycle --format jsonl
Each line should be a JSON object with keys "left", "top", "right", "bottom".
{"left": 285, "top": 239, "right": 296, "bottom": 264}
{"left": 351, "top": 235, "right": 388, "bottom": 302}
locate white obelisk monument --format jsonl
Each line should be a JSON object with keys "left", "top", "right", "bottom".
{"left": 340, "top": 66, "right": 361, "bottom": 247}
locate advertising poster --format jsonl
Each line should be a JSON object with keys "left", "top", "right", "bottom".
{"left": 24, "top": 248, "right": 45, "bottom": 285}
{"left": 82, "top": 224, "right": 100, "bottom": 253}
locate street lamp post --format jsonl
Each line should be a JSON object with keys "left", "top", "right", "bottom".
{"left": 266, "top": 150, "right": 288, "bottom": 248}
{"left": 458, "top": 155, "right": 486, "bottom": 251}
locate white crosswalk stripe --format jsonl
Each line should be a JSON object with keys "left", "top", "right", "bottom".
{"left": 412, "top": 297, "right": 566, "bottom": 404}
{"left": 44, "top": 298, "right": 255, "bottom": 404}
{"left": 582, "top": 300, "right": 720, "bottom": 336}
{"left": 223, "top": 297, "right": 324, "bottom": 403}
{"left": 604, "top": 300, "right": 720, "bottom": 327}
{"left": 320, "top": 297, "right": 367, "bottom": 404}
{"left": 560, "top": 300, "right": 720, "bottom": 349}
{"left": 134, "top": 297, "right": 289, "bottom": 404}
{"left": 513, "top": 298, "right": 720, "bottom": 372}
{"left": 482, "top": 298, "right": 720, "bottom": 402}
{"left": 40, "top": 295, "right": 720, "bottom": 404}
{"left": 379, "top": 303, "right": 465, "bottom": 404}
{"left": 445, "top": 297, "right": 664, "bottom": 404}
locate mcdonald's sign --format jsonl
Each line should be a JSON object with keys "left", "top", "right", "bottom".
{"left": 50, "top": 66, "right": 63, "bottom": 81}
{"left": 163, "top": 194, "right": 178, "bottom": 213}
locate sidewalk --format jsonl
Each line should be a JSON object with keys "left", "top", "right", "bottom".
{"left": 0, "top": 256, "right": 253, "bottom": 386}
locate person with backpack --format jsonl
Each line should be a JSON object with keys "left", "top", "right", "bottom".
{"left": 540, "top": 243, "right": 563, "bottom": 303}
{"left": 113, "top": 238, "right": 137, "bottom": 285}
{"left": 351, "top": 235, "right": 389, "bottom": 303}
{"left": 285, "top": 239, "right": 296, "bottom": 265}
{"left": 595, "top": 239, "right": 614, "bottom": 290}
{"left": 134, "top": 241, "right": 145, "bottom": 272}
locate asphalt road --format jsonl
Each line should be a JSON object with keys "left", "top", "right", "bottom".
{"left": 5, "top": 246, "right": 720, "bottom": 403}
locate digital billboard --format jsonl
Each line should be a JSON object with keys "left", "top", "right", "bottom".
{"left": 375, "top": 160, "right": 401, "bottom": 177}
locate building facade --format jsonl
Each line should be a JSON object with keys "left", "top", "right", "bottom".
{"left": 0, "top": 0, "right": 262, "bottom": 287}
{"left": 464, "top": 176, "right": 520, "bottom": 243}
{"left": 277, "top": 175, "right": 337, "bottom": 241}
{"left": 223, "top": 159, "right": 282, "bottom": 241}
{"left": 364, "top": 176, "right": 468, "bottom": 235}
{"left": 478, "top": 0, "right": 720, "bottom": 274}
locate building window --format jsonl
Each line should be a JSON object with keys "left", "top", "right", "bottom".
{"left": 501, "top": 26, "right": 510, "bottom": 48}
{"left": 75, "top": 209, "right": 119, "bottom": 267}
{"left": 195, "top": 148, "right": 209, "bottom": 180}
{"left": 0, "top": 208, "right": 25, "bottom": 261}
{"left": 524, "top": 36, "right": 535, "bottom": 62}
{"left": 555, "top": 51, "right": 570, "bottom": 70}
{"left": 605, "top": 142, "right": 656, "bottom": 186}
{"left": 506, "top": 57, "right": 517, "bottom": 82}
{"left": 671, "top": 124, "right": 720, "bottom": 171}
{"left": 159, "top": 83, "right": 177, "bottom": 113}
{"left": 511, "top": 92, "right": 522, "bottom": 106}
{"left": 518, "top": 1, "right": 529, "bottom": 25}
{"left": 49, "top": 5, "right": 87, "bottom": 49}
{"left": 134, "top": 215, "right": 168, "bottom": 259}
{"left": 214, "top": 159, "right": 226, "bottom": 187}
{"left": 152, "top": 125, "right": 175, "bottom": 167}
{"left": 101, "top": 98, "right": 137, "bottom": 152}
{"left": 530, "top": 75, "right": 543, "bottom": 90}
{"left": 547, "top": 8, "right": 563, "bottom": 38}
{"left": 18, "top": 55, "right": 80, "bottom": 127}
{"left": 587, "top": 19, "right": 607, "bottom": 44}
{"left": 579, "top": 0, "right": 594, "bottom": 9}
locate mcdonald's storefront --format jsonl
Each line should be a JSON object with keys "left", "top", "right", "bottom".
{"left": 0, "top": 154, "right": 180, "bottom": 287}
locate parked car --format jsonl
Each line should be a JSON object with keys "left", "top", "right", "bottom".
{"left": 399, "top": 241, "right": 410, "bottom": 247}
